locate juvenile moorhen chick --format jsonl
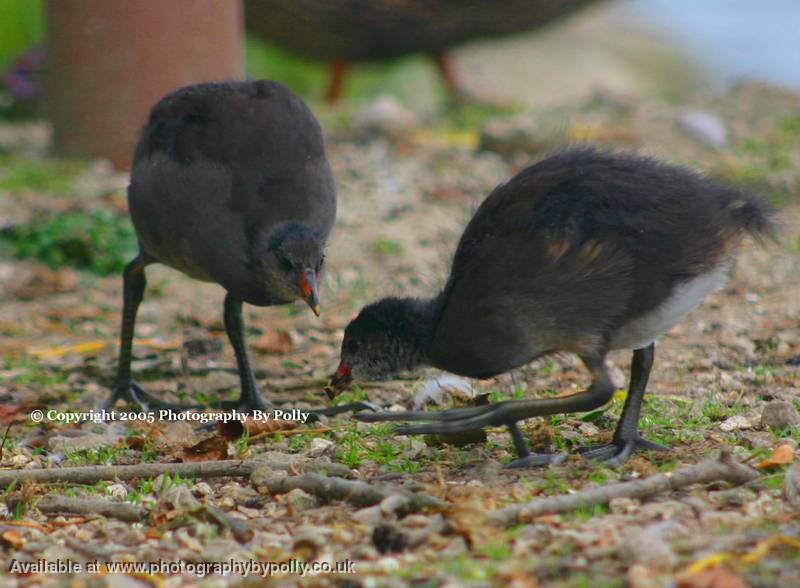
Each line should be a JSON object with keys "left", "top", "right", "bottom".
{"left": 108, "top": 80, "right": 335, "bottom": 412}
{"left": 330, "top": 147, "right": 774, "bottom": 466}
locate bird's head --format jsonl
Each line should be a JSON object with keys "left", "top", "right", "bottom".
{"left": 326, "top": 297, "right": 429, "bottom": 398}
{"left": 255, "top": 222, "right": 325, "bottom": 315}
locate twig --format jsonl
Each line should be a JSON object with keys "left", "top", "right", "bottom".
{"left": 0, "top": 458, "right": 352, "bottom": 487}
{"left": 785, "top": 462, "right": 800, "bottom": 509}
{"left": 38, "top": 495, "right": 147, "bottom": 522}
{"left": 0, "top": 422, "right": 13, "bottom": 461}
{"left": 489, "top": 450, "right": 759, "bottom": 526}
{"left": 252, "top": 467, "right": 442, "bottom": 513}
{"left": 203, "top": 505, "right": 253, "bottom": 543}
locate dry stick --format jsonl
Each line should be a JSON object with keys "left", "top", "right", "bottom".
{"left": 0, "top": 458, "right": 352, "bottom": 487}
{"left": 489, "top": 450, "right": 760, "bottom": 527}
{"left": 203, "top": 505, "right": 253, "bottom": 543}
{"left": 252, "top": 467, "right": 442, "bottom": 513}
{"left": 785, "top": 462, "right": 800, "bottom": 509}
{"left": 38, "top": 495, "right": 146, "bottom": 523}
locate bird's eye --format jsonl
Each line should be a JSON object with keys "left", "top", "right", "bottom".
{"left": 280, "top": 258, "right": 293, "bottom": 272}
{"left": 346, "top": 339, "right": 359, "bottom": 354}
{"left": 317, "top": 256, "right": 325, "bottom": 271}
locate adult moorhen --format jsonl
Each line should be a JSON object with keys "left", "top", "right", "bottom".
{"left": 329, "top": 147, "right": 774, "bottom": 466}
{"left": 108, "top": 80, "right": 335, "bottom": 412}
{"left": 245, "top": 0, "right": 602, "bottom": 102}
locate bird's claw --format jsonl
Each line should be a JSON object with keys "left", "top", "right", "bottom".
{"left": 103, "top": 381, "right": 200, "bottom": 413}
{"left": 505, "top": 452, "right": 568, "bottom": 469}
{"left": 578, "top": 435, "right": 669, "bottom": 466}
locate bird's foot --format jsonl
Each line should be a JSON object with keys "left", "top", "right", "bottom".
{"left": 355, "top": 403, "right": 498, "bottom": 426}
{"left": 505, "top": 453, "right": 568, "bottom": 469}
{"left": 390, "top": 402, "right": 519, "bottom": 436}
{"left": 578, "top": 435, "right": 669, "bottom": 467}
{"left": 310, "top": 401, "right": 381, "bottom": 418}
{"left": 103, "top": 381, "right": 200, "bottom": 412}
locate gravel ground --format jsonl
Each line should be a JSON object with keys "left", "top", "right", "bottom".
{"left": 0, "top": 80, "right": 798, "bottom": 587}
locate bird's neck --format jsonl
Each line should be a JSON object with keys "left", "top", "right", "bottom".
{"left": 392, "top": 294, "right": 445, "bottom": 372}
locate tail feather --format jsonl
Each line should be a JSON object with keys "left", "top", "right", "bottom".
{"left": 726, "top": 190, "right": 777, "bottom": 243}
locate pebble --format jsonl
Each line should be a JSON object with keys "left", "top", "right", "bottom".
{"left": 479, "top": 116, "right": 543, "bottom": 156}
{"left": 621, "top": 523, "right": 677, "bottom": 569}
{"left": 677, "top": 110, "right": 728, "bottom": 148}
{"left": 760, "top": 400, "right": 800, "bottom": 429}
{"left": 307, "top": 437, "right": 334, "bottom": 458}
{"left": 719, "top": 414, "right": 752, "bottom": 432}
{"left": 355, "top": 95, "right": 418, "bottom": 138}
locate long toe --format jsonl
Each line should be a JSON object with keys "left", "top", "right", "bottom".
{"left": 579, "top": 435, "right": 670, "bottom": 467}
{"left": 355, "top": 403, "right": 499, "bottom": 424}
{"left": 312, "top": 401, "right": 381, "bottom": 418}
{"left": 103, "top": 381, "right": 200, "bottom": 412}
{"left": 505, "top": 453, "right": 568, "bottom": 469}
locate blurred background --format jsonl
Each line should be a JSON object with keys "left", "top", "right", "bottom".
{"left": 0, "top": 0, "right": 798, "bottom": 388}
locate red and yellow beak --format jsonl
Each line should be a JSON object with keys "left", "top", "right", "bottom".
{"left": 299, "top": 268, "right": 321, "bottom": 316}
{"left": 325, "top": 362, "right": 353, "bottom": 399}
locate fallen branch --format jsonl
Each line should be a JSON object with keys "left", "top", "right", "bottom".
{"left": 38, "top": 495, "right": 146, "bottom": 522}
{"left": 252, "top": 467, "right": 442, "bottom": 513}
{"left": 0, "top": 458, "right": 352, "bottom": 487}
{"left": 490, "top": 450, "right": 759, "bottom": 526}
{"left": 203, "top": 505, "right": 253, "bottom": 543}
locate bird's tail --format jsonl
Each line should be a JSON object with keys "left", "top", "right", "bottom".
{"left": 726, "top": 190, "right": 778, "bottom": 243}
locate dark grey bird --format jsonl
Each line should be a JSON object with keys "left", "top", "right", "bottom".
{"left": 108, "top": 80, "right": 336, "bottom": 412}
{"left": 245, "top": 0, "right": 603, "bottom": 102}
{"left": 329, "top": 147, "right": 774, "bottom": 467}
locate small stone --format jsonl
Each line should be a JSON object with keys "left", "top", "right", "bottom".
{"left": 677, "top": 110, "right": 728, "bottom": 148}
{"left": 10, "top": 454, "right": 30, "bottom": 467}
{"left": 379, "top": 494, "right": 410, "bottom": 515}
{"left": 285, "top": 488, "right": 318, "bottom": 511}
{"left": 479, "top": 116, "right": 543, "bottom": 156}
{"left": 192, "top": 482, "right": 213, "bottom": 496}
{"left": 372, "top": 524, "right": 408, "bottom": 554}
{"left": 761, "top": 400, "right": 800, "bottom": 429}
{"left": 105, "top": 483, "right": 128, "bottom": 499}
{"left": 352, "top": 505, "right": 384, "bottom": 525}
{"left": 355, "top": 95, "right": 417, "bottom": 138}
{"left": 307, "top": 437, "right": 334, "bottom": 458}
{"left": 622, "top": 524, "right": 676, "bottom": 569}
{"left": 719, "top": 414, "right": 752, "bottom": 432}
{"left": 609, "top": 497, "right": 640, "bottom": 515}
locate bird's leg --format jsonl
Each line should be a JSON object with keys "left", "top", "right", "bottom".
{"left": 366, "top": 357, "right": 614, "bottom": 467}
{"left": 105, "top": 255, "right": 195, "bottom": 411}
{"left": 222, "top": 293, "right": 270, "bottom": 413}
{"left": 325, "top": 58, "right": 349, "bottom": 104}
{"left": 579, "top": 343, "right": 668, "bottom": 466}
{"left": 432, "top": 52, "right": 464, "bottom": 104}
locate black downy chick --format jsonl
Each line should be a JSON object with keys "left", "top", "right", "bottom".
{"left": 329, "top": 147, "right": 774, "bottom": 466}
{"left": 109, "top": 81, "right": 339, "bottom": 412}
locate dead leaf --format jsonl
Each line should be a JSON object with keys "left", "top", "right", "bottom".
{"left": 0, "top": 404, "right": 39, "bottom": 425}
{"left": 755, "top": 443, "right": 795, "bottom": 469}
{"left": 27, "top": 341, "right": 106, "bottom": 358}
{"left": 252, "top": 330, "right": 293, "bottom": 354}
{"left": 676, "top": 567, "right": 747, "bottom": 588}
{"left": 180, "top": 436, "right": 229, "bottom": 462}
{"left": 217, "top": 416, "right": 298, "bottom": 441}
{"left": 8, "top": 266, "right": 78, "bottom": 300}
{"left": 1, "top": 529, "right": 24, "bottom": 549}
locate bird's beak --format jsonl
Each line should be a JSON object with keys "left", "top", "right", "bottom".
{"left": 299, "top": 268, "right": 321, "bottom": 316}
{"left": 325, "top": 362, "right": 352, "bottom": 399}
